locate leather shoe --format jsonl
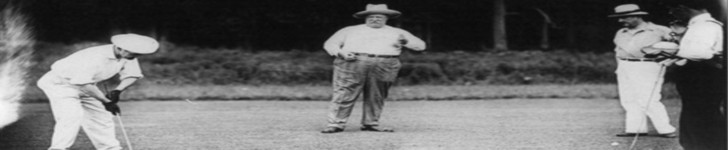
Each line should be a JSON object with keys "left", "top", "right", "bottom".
{"left": 321, "top": 127, "right": 343, "bottom": 134}
{"left": 616, "top": 133, "right": 647, "bottom": 137}
{"left": 361, "top": 126, "right": 394, "bottom": 132}
{"left": 657, "top": 132, "right": 677, "bottom": 138}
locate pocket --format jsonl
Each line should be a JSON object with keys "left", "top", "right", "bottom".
{"left": 382, "top": 59, "right": 401, "bottom": 71}
{"left": 378, "top": 59, "right": 401, "bottom": 82}
{"left": 333, "top": 58, "right": 343, "bottom": 65}
{"left": 333, "top": 67, "right": 360, "bottom": 88}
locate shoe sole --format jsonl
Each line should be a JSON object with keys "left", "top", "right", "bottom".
{"left": 321, "top": 128, "right": 343, "bottom": 134}
{"left": 361, "top": 128, "right": 394, "bottom": 132}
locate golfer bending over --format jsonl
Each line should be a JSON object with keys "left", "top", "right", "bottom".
{"left": 37, "top": 34, "right": 158, "bottom": 150}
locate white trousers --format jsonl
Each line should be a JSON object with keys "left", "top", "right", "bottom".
{"left": 37, "top": 73, "right": 121, "bottom": 150}
{"left": 616, "top": 60, "right": 676, "bottom": 134}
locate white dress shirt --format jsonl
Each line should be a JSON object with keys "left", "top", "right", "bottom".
{"left": 677, "top": 13, "right": 724, "bottom": 61}
{"left": 324, "top": 24, "right": 426, "bottom": 56}
{"left": 613, "top": 22, "right": 672, "bottom": 59}
{"left": 50, "top": 44, "right": 144, "bottom": 85}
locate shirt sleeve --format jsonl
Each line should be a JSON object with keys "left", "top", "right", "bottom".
{"left": 400, "top": 30, "right": 426, "bottom": 51}
{"left": 323, "top": 27, "right": 349, "bottom": 56}
{"left": 620, "top": 30, "right": 663, "bottom": 57}
{"left": 118, "top": 59, "right": 144, "bottom": 80}
{"left": 676, "top": 23, "right": 721, "bottom": 60}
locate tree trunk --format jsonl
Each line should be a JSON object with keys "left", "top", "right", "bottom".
{"left": 426, "top": 22, "right": 432, "bottom": 48}
{"left": 492, "top": 0, "right": 508, "bottom": 51}
{"left": 534, "top": 8, "right": 551, "bottom": 50}
{"left": 540, "top": 23, "right": 549, "bottom": 50}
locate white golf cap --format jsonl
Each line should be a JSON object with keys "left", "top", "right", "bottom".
{"left": 652, "top": 41, "right": 679, "bottom": 49}
{"left": 111, "top": 33, "right": 159, "bottom": 54}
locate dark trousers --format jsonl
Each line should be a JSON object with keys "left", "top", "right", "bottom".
{"left": 674, "top": 61, "right": 727, "bottom": 150}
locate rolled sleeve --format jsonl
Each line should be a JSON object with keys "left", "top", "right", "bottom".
{"left": 623, "top": 31, "right": 663, "bottom": 56}
{"left": 401, "top": 30, "right": 426, "bottom": 51}
{"left": 118, "top": 59, "right": 144, "bottom": 80}
{"left": 324, "top": 27, "right": 350, "bottom": 56}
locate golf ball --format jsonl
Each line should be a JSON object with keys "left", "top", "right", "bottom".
{"left": 611, "top": 142, "right": 619, "bottom": 146}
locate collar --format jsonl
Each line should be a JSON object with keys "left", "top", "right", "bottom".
{"left": 688, "top": 13, "right": 713, "bottom": 26}
{"left": 362, "top": 24, "right": 391, "bottom": 29}
{"left": 102, "top": 44, "right": 120, "bottom": 60}
{"left": 621, "top": 22, "right": 653, "bottom": 34}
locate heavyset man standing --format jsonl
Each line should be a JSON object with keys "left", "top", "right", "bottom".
{"left": 321, "top": 4, "right": 426, "bottom": 133}
{"left": 608, "top": 4, "right": 677, "bottom": 138}
{"left": 37, "top": 34, "right": 159, "bottom": 150}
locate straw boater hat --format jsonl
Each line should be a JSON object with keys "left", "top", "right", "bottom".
{"left": 608, "top": 4, "right": 649, "bottom": 18}
{"left": 111, "top": 33, "right": 159, "bottom": 54}
{"left": 353, "top": 4, "right": 401, "bottom": 19}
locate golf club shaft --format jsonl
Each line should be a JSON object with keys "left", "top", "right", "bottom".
{"left": 116, "top": 115, "right": 134, "bottom": 150}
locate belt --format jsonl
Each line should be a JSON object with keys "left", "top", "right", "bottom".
{"left": 619, "top": 58, "right": 658, "bottom": 62}
{"left": 353, "top": 53, "right": 399, "bottom": 58}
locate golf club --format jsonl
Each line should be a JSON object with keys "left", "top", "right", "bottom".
{"left": 116, "top": 115, "right": 134, "bottom": 150}
{"left": 628, "top": 65, "right": 666, "bottom": 150}
{"left": 103, "top": 83, "right": 134, "bottom": 150}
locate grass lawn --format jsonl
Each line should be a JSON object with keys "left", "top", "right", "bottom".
{"left": 1, "top": 99, "right": 682, "bottom": 150}
{"left": 23, "top": 83, "right": 679, "bottom": 102}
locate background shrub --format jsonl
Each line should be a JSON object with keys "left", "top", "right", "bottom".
{"left": 31, "top": 43, "right": 619, "bottom": 86}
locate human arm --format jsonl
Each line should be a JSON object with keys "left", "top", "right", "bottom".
{"left": 324, "top": 27, "right": 349, "bottom": 56}
{"left": 620, "top": 31, "right": 663, "bottom": 57}
{"left": 676, "top": 23, "right": 722, "bottom": 61}
{"left": 107, "top": 59, "right": 144, "bottom": 102}
{"left": 324, "top": 27, "right": 357, "bottom": 60}
{"left": 78, "top": 84, "right": 113, "bottom": 103}
{"left": 398, "top": 30, "right": 426, "bottom": 51}
{"left": 641, "top": 42, "right": 679, "bottom": 58}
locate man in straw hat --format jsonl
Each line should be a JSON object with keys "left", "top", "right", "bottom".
{"left": 37, "top": 33, "right": 159, "bottom": 150}
{"left": 659, "top": 1, "right": 725, "bottom": 149}
{"left": 321, "top": 4, "right": 426, "bottom": 133}
{"left": 608, "top": 3, "right": 677, "bottom": 138}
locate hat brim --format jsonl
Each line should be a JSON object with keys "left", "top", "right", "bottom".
{"left": 608, "top": 12, "right": 648, "bottom": 18}
{"left": 353, "top": 10, "right": 401, "bottom": 18}
{"left": 111, "top": 34, "right": 159, "bottom": 54}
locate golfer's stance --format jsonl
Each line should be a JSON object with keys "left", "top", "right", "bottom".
{"left": 37, "top": 34, "right": 158, "bottom": 150}
{"left": 321, "top": 4, "right": 426, "bottom": 133}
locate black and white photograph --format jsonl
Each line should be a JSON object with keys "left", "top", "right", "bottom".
{"left": 0, "top": 0, "right": 726, "bottom": 149}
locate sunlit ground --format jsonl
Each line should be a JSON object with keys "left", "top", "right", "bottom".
{"left": 0, "top": 99, "right": 682, "bottom": 150}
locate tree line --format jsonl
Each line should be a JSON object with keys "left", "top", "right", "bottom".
{"left": 15, "top": 0, "right": 727, "bottom": 51}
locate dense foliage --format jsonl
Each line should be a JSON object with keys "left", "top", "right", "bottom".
{"left": 23, "top": 0, "right": 722, "bottom": 51}
{"left": 33, "top": 42, "right": 620, "bottom": 86}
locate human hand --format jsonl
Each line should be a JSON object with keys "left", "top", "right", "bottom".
{"left": 337, "top": 51, "right": 357, "bottom": 61}
{"left": 103, "top": 102, "right": 121, "bottom": 115}
{"left": 105, "top": 90, "right": 122, "bottom": 104}
{"left": 394, "top": 35, "right": 407, "bottom": 48}
{"left": 398, "top": 34, "right": 408, "bottom": 45}
{"left": 658, "top": 58, "right": 681, "bottom": 66}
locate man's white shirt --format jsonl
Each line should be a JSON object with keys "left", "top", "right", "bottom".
{"left": 324, "top": 24, "right": 426, "bottom": 56}
{"left": 50, "top": 44, "right": 144, "bottom": 85}
{"left": 677, "top": 13, "right": 724, "bottom": 61}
